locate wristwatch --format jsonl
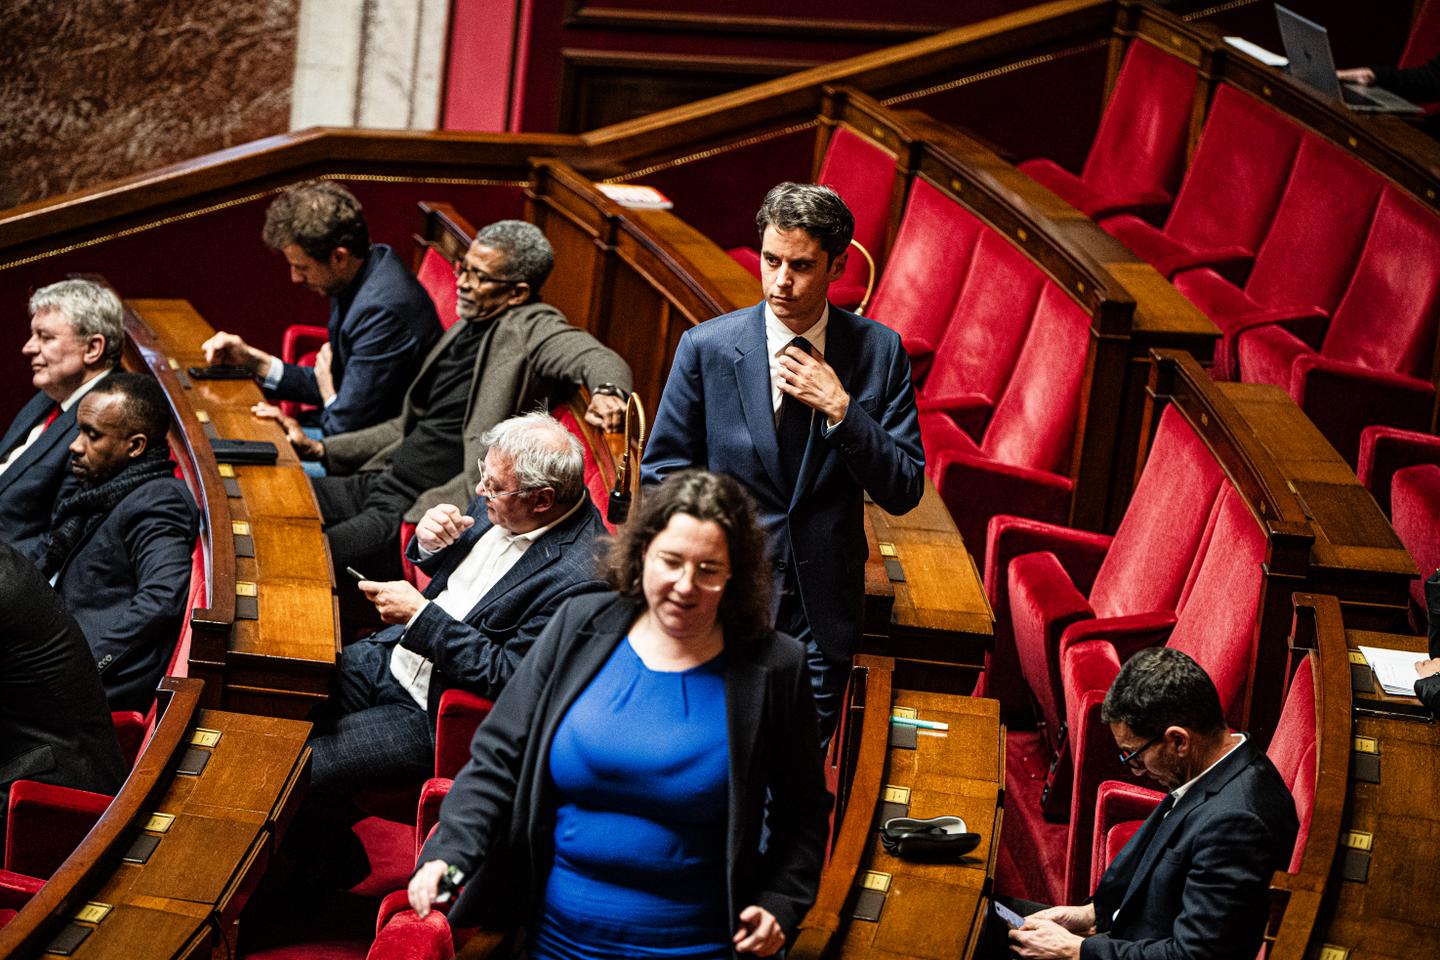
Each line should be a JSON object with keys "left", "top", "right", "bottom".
{"left": 592, "top": 382, "right": 629, "bottom": 399}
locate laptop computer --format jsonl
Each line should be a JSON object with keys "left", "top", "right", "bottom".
{"left": 1275, "top": 5, "right": 1422, "bottom": 114}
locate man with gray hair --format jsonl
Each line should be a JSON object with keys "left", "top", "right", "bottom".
{"left": 298, "top": 412, "right": 608, "bottom": 880}
{"left": 281, "top": 219, "right": 631, "bottom": 610}
{"left": 0, "top": 279, "right": 124, "bottom": 561}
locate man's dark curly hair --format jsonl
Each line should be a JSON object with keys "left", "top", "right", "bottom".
{"left": 262, "top": 180, "right": 370, "bottom": 261}
{"left": 603, "top": 470, "right": 773, "bottom": 640}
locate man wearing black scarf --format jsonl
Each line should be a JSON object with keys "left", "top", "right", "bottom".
{"left": 42, "top": 372, "right": 198, "bottom": 713}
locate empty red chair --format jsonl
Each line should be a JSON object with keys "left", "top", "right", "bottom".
{"left": 1020, "top": 39, "right": 1197, "bottom": 221}
{"left": 1090, "top": 652, "right": 1317, "bottom": 893}
{"left": 1102, "top": 85, "right": 1303, "bottom": 282}
{"left": 916, "top": 230, "right": 1046, "bottom": 440}
{"left": 1357, "top": 425, "right": 1440, "bottom": 625}
{"left": 1173, "top": 134, "right": 1384, "bottom": 380}
{"left": 1236, "top": 185, "right": 1440, "bottom": 462}
{"left": 0, "top": 869, "right": 45, "bottom": 929}
{"left": 1057, "top": 484, "right": 1266, "bottom": 902}
{"left": 925, "top": 282, "right": 1091, "bottom": 565}
{"left": 728, "top": 126, "right": 896, "bottom": 310}
{"left": 867, "top": 178, "right": 986, "bottom": 377}
{"left": 1002, "top": 406, "right": 1226, "bottom": 764}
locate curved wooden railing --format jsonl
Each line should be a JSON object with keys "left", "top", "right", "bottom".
{"left": 0, "top": 678, "right": 203, "bottom": 957}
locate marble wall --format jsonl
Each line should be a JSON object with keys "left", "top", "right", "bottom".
{"left": 0, "top": 0, "right": 300, "bottom": 210}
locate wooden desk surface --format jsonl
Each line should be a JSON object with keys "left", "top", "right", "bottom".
{"left": 796, "top": 657, "right": 1003, "bottom": 959}
{"left": 126, "top": 298, "right": 338, "bottom": 717}
{"left": 0, "top": 680, "right": 311, "bottom": 960}
{"left": 863, "top": 482, "right": 995, "bottom": 672}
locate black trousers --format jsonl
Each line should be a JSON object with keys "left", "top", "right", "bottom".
{"left": 975, "top": 896, "right": 1051, "bottom": 960}
{"left": 311, "top": 471, "right": 412, "bottom": 637}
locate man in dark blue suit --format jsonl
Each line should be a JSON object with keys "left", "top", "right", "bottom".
{"left": 0, "top": 279, "right": 123, "bottom": 562}
{"left": 642, "top": 182, "right": 924, "bottom": 740}
{"left": 306, "top": 412, "right": 609, "bottom": 795}
{"left": 991, "top": 648, "right": 1299, "bottom": 960}
{"left": 201, "top": 179, "right": 440, "bottom": 437}
{"left": 41, "top": 372, "right": 199, "bottom": 713}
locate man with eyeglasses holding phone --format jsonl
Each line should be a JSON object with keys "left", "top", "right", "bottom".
{"left": 291, "top": 412, "right": 610, "bottom": 888}
{"left": 285, "top": 219, "right": 629, "bottom": 620}
{"left": 983, "top": 647, "right": 1297, "bottom": 960}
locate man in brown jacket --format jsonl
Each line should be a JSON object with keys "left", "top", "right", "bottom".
{"left": 273, "top": 219, "right": 631, "bottom": 589}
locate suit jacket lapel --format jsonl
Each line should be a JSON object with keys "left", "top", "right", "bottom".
{"left": 0, "top": 394, "right": 58, "bottom": 496}
{"left": 735, "top": 306, "right": 787, "bottom": 496}
{"left": 725, "top": 652, "right": 766, "bottom": 889}
{"left": 424, "top": 510, "right": 494, "bottom": 598}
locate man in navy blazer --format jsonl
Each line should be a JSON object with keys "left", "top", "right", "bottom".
{"left": 0, "top": 279, "right": 123, "bottom": 562}
{"left": 201, "top": 180, "right": 439, "bottom": 436}
{"left": 43, "top": 372, "right": 199, "bottom": 713}
{"left": 306, "top": 412, "right": 609, "bottom": 797}
{"left": 994, "top": 648, "right": 1299, "bottom": 960}
{"left": 642, "top": 182, "right": 924, "bottom": 739}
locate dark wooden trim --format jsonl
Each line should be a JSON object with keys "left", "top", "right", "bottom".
{"left": 0, "top": 678, "right": 203, "bottom": 957}
{"left": 566, "top": 1, "right": 949, "bottom": 40}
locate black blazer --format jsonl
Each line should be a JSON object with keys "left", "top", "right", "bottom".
{"left": 274, "top": 243, "right": 441, "bottom": 436}
{"left": 0, "top": 387, "right": 93, "bottom": 563}
{"left": 54, "top": 475, "right": 199, "bottom": 712}
{"left": 1085, "top": 738, "right": 1299, "bottom": 960}
{"left": 419, "top": 592, "right": 832, "bottom": 949}
{"left": 0, "top": 542, "right": 127, "bottom": 809}
{"left": 642, "top": 303, "right": 924, "bottom": 659}
{"left": 387, "top": 494, "right": 609, "bottom": 715}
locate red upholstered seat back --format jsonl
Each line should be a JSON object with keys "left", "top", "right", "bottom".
{"left": 924, "top": 230, "right": 1046, "bottom": 405}
{"left": 1244, "top": 135, "right": 1383, "bottom": 315}
{"left": 416, "top": 246, "right": 460, "bottom": 330}
{"left": 1392, "top": 463, "right": 1440, "bottom": 613}
{"left": 981, "top": 282, "right": 1090, "bottom": 474}
{"left": 869, "top": 178, "right": 984, "bottom": 352}
{"left": 1163, "top": 85, "right": 1303, "bottom": 256}
{"left": 1268, "top": 654, "right": 1318, "bottom": 873}
{"left": 1400, "top": 0, "right": 1440, "bottom": 69}
{"left": 1080, "top": 38, "right": 1197, "bottom": 207}
{"left": 552, "top": 404, "right": 616, "bottom": 534}
{"left": 1168, "top": 486, "right": 1265, "bottom": 724}
{"left": 1321, "top": 186, "right": 1440, "bottom": 377}
{"left": 1088, "top": 406, "right": 1226, "bottom": 620}
{"left": 816, "top": 126, "right": 897, "bottom": 302}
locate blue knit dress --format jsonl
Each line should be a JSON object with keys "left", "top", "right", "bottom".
{"left": 531, "top": 638, "right": 731, "bottom": 960}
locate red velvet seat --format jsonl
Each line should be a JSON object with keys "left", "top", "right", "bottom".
{"left": 0, "top": 869, "right": 45, "bottom": 930}
{"left": 1056, "top": 484, "right": 1266, "bottom": 902}
{"left": 1089, "top": 653, "right": 1318, "bottom": 893}
{"left": 867, "top": 178, "right": 985, "bottom": 377}
{"left": 726, "top": 125, "right": 896, "bottom": 310}
{"left": 1019, "top": 38, "right": 1197, "bottom": 221}
{"left": 1234, "top": 185, "right": 1440, "bottom": 462}
{"left": 1003, "top": 406, "right": 1227, "bottom": 761}
{"left": 1357, "top": 425, "right": 1440, "bottom": 624}
{"left": 416, "top": 246, "right": 461, "bottom": 330}
{"left": 1173, "top": 134, "right": 1384, "bottom": 380}
{"left": 925, "top": 282, "right": 1091, "bottom": 565}
{"left": 1102, "top": 85, "right": 1303, "bottom": 282}
{"left": 916, "top": 230, "right": 1045, "bottom": 441}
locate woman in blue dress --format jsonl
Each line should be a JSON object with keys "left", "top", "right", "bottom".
{"left": 408, "top": 470, "right": 831, "bottom": 958}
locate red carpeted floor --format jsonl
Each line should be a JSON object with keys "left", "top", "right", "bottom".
{"left": 993, "top": 730, "right": 1069, "bottom": 907}
{"left": 238, "top": 816, "right": 417, "bottom": 959}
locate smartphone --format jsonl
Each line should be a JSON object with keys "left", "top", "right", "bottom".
{"left": 188, "top": 364, "right": 254, "bottom": 380}
{"left": 345, "top": 566, "right": 370, "bottom": 582}
{"left": 993, "top": 901, "right": 1026, "bottom": 930}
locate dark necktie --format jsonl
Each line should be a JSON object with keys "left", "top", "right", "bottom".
{"left": 777, "top": 336, "right": 814, "bottom": 490}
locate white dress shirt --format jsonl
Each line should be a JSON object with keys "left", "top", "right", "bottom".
{"left": 388, "top": 496, "right": 586, "bottom": 708}
{"left": 763, "top": 303, "right": 845, "bottom": 433}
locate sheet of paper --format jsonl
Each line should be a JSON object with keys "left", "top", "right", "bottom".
{"left": 1224, "top": 36, "right": 1288, "bottom": 67}
{"left": 1358, "top": 645, "right": 1424, "bottom": 696}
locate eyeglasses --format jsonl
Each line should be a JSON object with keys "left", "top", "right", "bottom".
{"left": 453, "top": 261, "right": 520, "bottom": 287}
{"left": 477, "top": 466, "right": 538, "bottom": 501}
{"left": 1118, "top": 733, "right": 1164, "bottom": 768}
{"left": 647, "top": 550, "right": 730, "bottom": 592}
